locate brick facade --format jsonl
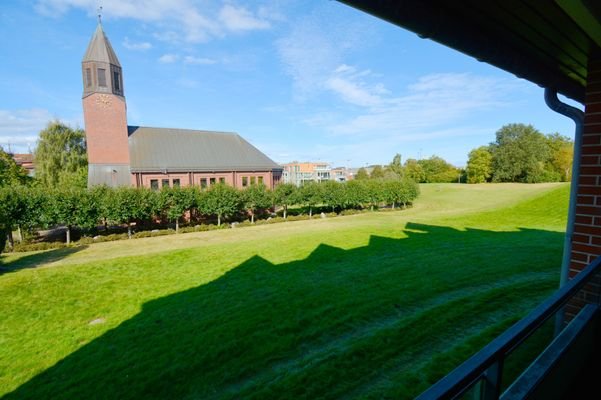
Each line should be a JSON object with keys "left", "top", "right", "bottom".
{"left": 83, "top": 93, "right": 130, "bottom": 165}
{"left": 568, "top": 58, "right": 601, "bottom": 314}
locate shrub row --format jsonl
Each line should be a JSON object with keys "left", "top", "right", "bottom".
{"left": 0, "top": 178, "right": 419, "bottom": 252}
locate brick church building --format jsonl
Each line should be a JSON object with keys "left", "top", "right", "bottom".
{"left": 82, "top": 23, "right": 282, "bottom": 189}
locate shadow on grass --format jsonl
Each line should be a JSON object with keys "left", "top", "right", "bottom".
{"left": 0, "top": 246, "right": 88, "bottom": 276}
{"left": 2, "top": 223, "right": 564, "bottom": 399}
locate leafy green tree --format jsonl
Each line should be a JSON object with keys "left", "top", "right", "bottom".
{"left": 320, "top": 180, "right": 345, "bottom": 212}
{"left": 106, "top": 187, "right": 158, "bottom": 238}
{"left": 202, "top": 184, "right": 241, "bottom": 226}
{"left": 0, "top": 147, "right": 30, "bottom": 187}
{"left": 160, "top": 187, "right": 195, "bottom": 232}
{"left": 418, "top": 156, "right": 460, "bottom": 183}
{"left": 34, "top": 121, "right": 87, "bottom": 189}
{"left": 383, "top": 177, "right": 420, "bottom": 208}
{"left": 364, "top": 179, "right": 385, "bottom": 211}
{"left": 370, "top": 165, "right": 385, "bottom": 179}
{"left": 403, "top": 158, "right": 426, "bottom": 183}
{"left": 297, "top": 181, "right": 323, "bottom": 218}
{"left": 243, "top": 184, "right": 272, "bottom": 223}
{"left": 466, "top": 146, "right": 493, "bottom": 184}
{"left": 387, "top": 153, "right": 403, "bottom": 177}
{"left": 490, "top": 123, "right": 552, "bottom": 183}
{"left": 344, "top": 179, "right": 368, "bottom": 209}
{"left": 355, "top": 168, "right": 369, "bottom": 180}
{"left": 0, "top": 187, "right": 21, "bottom": 249}
{"left": 273, "top": 183, "right": 296, "bottom": 219}
{"left": 546, "top": 133, "right": 573, "bottom": 181}
{"left": 50, "top": 188, "right": 100, "bottom": 244}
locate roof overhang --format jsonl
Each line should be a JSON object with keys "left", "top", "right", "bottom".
{"left": 338, "top": 0, "right": 601, "bottom": 104}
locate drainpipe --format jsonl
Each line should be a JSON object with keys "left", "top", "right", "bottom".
{"left": 544, "top": 88, "right": 584, "bottom": 288}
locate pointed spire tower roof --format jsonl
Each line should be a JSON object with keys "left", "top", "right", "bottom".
{"left": 82, "top": 23, "right": 121, "bottom": 66}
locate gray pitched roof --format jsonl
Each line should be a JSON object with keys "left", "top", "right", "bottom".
{"left": 127, "top": 126, "right": 282, "bottom": 172}
{"left": 82, "top": 24, "right": 121, "bottom": 66}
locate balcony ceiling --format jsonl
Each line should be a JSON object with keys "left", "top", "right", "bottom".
{"left": 338, "top": 0, "right": 601, "bottom": 104}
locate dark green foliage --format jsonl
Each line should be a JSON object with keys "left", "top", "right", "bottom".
{"left": 0, "top": 148, "right": 31, "bottom": 187}
{"left": 159, "top": 187, "right": 195, "bottom": 232}
{"left": 273, "top": 183, "right": 297, "bottom": 219}
{"left": 243, "top": 184, "right": 272, "bottom": 223}
{"left": 0, "top": 177, "right": 420, "bottom": 249}
{"left": 34, "top": 121, "right": 87, "bottom": 189}
{"left": 202, "top": 184, "right": 241, "bottom": 226}
{"left": 355, "top": 167, "right": 369, "bottom": 180}
{"left": 297, "top": 181, "right": 324, "bottom": 218}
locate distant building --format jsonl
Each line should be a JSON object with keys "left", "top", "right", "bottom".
{"left": 330, "top": 167, "right": 353, "bottom": 182}
{"left": 81, "top": 22, "right": 282, "bottom": 189}
{"left": 282, "top": 162, "right": 331, "bottom": 186}
{"left": 11, "top": 153, "right": 35, "bottom": 176}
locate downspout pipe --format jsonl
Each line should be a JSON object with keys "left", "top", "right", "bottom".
{"left": 544, "top": 88, "right": 584, "bottom": 288}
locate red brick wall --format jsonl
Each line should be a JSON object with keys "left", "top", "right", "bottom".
{"left": 83, "top": 93, "right": 130, "bottom": 165}
{"left": 135, "top": 171, "right": 278, "bottom": 189}
{"left": 569, "top": 59, "right": 601, "bottom": 314}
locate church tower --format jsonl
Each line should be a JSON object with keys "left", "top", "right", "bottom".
{"left": 82, "top": 22, "right": 131, "bottom": 187}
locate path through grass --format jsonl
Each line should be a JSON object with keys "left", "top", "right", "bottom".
{"left": 0, "top": 183, "right": 568, "bottom": 399}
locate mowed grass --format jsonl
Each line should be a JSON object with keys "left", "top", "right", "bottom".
{"left": 0, "top": 183, "right": 568, "bottom": 399}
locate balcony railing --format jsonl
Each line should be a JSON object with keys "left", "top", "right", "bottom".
{"left": 416, "top": 257, "right": 601, "bottom": 400}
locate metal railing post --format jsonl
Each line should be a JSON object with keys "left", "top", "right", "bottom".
{"left": 480, "top": 360, "right": 503, "bottom": 400}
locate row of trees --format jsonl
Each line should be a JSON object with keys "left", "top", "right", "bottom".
{"left": 355, "top": 154, "right": 461, "bottom": 183}
{"left": 0, "top": 178, "right": 419, "bottom": 251}
{"left": 466, "top": 123, "right": 573, "bottom": 183}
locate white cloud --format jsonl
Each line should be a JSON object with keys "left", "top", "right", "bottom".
{"left": 122, "top": 37, "right": 152, "bottom": 50}
{"left": 219, "top": 4, "right": 270, "bottom": 31}
{"left": 322, "top": 72, "right": 523, "bottom": 138}
{"left": 0, "top": 109, "right": 56, "bottom": 152}
{"left": 158, "top": 53, "right": 179, "bottom": 63}
{"left": 184, "top": 56, "right": 217, "bottom": 65}
{"left": 36, "top": 0, "right": 278, "bottom": 43}
{"left": 276, "top": 8, "right": 374, "bottom": 99}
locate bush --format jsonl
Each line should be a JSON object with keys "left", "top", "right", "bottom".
{"left": 11, "top": 241, "right": 70, "bottom": 253}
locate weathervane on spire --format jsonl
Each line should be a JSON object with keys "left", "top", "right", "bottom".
{"left": 97, "top": 6, "right": 103, "bottom": 24}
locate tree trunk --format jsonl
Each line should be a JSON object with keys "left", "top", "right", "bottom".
{"left": 392, "top": 202, "right": 395, "bottom": 209}
{"left": 176, "top": 219, "right": 179, "bottom": 233}
{"left": 371, "top": 204, "right": 374, "bottom": 212}
{"left": 17, "top": 225, "right": 23, "bottom": 243}
{"left": 66, "top": 225, "right": 71, "bottom": 245}
{"left": 284, "top": 205, "right": 287, "bottom": 219}
{"left": 7, "top": 230, "right": 14, "bottom": 250}
{"left": 127, "top": 225, "right": 132, "bottom": 239}
{"left": 251, "top": 212, "right": 255, "bottom": 224}
{"left": 309, "top": 207, "right": 312, "bottom": 219}
{"left": 217, "top": 214, "right": 221, "bottom": 226}
{"left": 104, "top": 218, "right": 108, "bottom": 231}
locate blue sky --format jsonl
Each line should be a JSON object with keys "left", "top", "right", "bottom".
{"left": 0, "top": 0, "right": 582, "bottom": 167}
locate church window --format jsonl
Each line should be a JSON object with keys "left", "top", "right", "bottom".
{"left": 85, "top": 68, "right": 92, "bottom": 88}
{"left": 98, "top": 68, "right": 107, "bottom": 87}
{"left": 113, "top": 71, "right": 121, "bottom": 91}
{"left": 200, "top": 178, "right": 207, "bottom": 188}
{"left": 150, "top": 180, "right": 159, "bottom": 191}
{"left": 258, "top": 176, "right": 264, "bottom": 185}
{"left": 173, "top": 179, "right": 180, "bottom": 187}
{"left": 162, "top": 179, "right": 170, "bottom": 188}
{"left": 250, "top": 176, "right": 256, "bottom": 185}
{"left": 242, "top": 177, "right": 248, "bottom": 187}
{"left": 219, "top": 177, "right": 225, "bottom": 184}
{"left": 210, "top": 178, "right": 216, "bottom": 185}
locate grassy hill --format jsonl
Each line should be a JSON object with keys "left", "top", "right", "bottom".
{"left": 0, "top": 183, "right": 569, "bottom": 399}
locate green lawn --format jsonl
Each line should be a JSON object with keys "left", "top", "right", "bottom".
{"left": 0, "top": 183, "right": 568, "bottom": 399}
